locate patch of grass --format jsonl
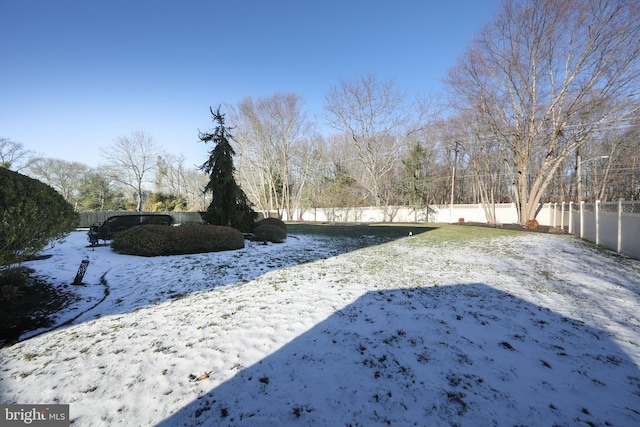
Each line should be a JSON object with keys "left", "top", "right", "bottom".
{"left": 220, "top": 407, "right": 229, "bottom": 419}
{"left": 288, "top": 223, "right": 434, "bottom": 241}
{"left": 426, "top": 224, "right": 519, "bottom": 242}
{"left": 292, "top": 405, "right": 313, "bottom": 418}
{"left": 288, "top": 222, "right": 519, "bottom": 250}
{"left": 446, "top": 391, "right": 468, "bottom": 415}
{"left": 500, "top": 341, "right": 516, "bottom": 351}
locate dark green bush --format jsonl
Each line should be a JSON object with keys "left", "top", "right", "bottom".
{"left": 111, "top": 224, "right": 244, "bottom": 256}
{"left": 0, "top": 168, "right": 79, "bottom": 268}
{"left": 253, "top": 224, "right": 287, "bottom": 243}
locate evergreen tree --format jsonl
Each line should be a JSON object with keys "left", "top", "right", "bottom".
{"left": 199, "top": 106, "right": 256, "bottom": 231}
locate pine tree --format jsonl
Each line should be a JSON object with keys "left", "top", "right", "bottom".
{"left": 199, "top": 106, "right": 256, "bottom": 231}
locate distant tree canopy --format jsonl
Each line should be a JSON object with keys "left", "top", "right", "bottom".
{"left": 199, "top": 107, "right": 256, "bottom": 232}
{"left": 0, "top": 167, "right": 79, "bottom": 268}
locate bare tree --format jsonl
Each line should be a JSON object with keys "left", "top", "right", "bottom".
{"left": 573, "top": 115, "right": 640, "bottom": 202}
{"left": 229, "top": 92, "right": 314, "bottom": 219}
{"left": 324, "top": 75, "right": 431, "bottom": 211}
{"left": 0, "top": 138, "right": 35, "bottom": 172}
{"left": 27, "top": 158, "right": 89, "bottom": 207}
{"left": 100, "top": 131, "right": 162, "bottom": 212}
{"left": 446, "top": 0, "right": 640, "bottom": 223}
{"left": 158, "top": 154, "right": 209, "bottom": 211}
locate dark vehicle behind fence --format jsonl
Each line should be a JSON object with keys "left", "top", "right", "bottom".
{"left": 88, "top": 214, "right": 173, "bottom": 245}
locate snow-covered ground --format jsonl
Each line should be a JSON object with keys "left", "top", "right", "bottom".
{"left": 1, "top": 228, "right": 639, "bottom": 426}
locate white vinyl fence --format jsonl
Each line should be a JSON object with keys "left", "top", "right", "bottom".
{"left": 543, "top": 200, "right": 640, "bottom": 260}
{"left": 291, "top": 204, "right": 519, "bottom": 224}
{"left": 289, "top": 201, "right": 640, "bottom": 260}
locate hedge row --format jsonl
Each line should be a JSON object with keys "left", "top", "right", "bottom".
{"left": 111, "top": 217, "right": 289, "bottom": 257}
{"left": 111, "top": 224, "right": 244, "bottom": 256}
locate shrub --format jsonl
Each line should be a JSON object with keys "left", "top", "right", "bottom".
{"left": 253, "top": 224, "right": 287, "bottom": 243}
{"left": 525, "top": 219, "right": 539, "bottom": 230}
{"left": 111, "top": 224, "right": 244, "bottom": 256}
{"left": 0, "top": 168, "right": 79, "bottom": 268}
{"left": 256, "top": 217, "right": 288, "bottom": 234}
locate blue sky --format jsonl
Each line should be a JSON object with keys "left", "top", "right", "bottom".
{"left": 0, "top": 0, "right": 501, "bottom": 168}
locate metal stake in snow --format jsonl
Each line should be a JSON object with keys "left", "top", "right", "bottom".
{"left": 73, "top": 260, "right": 90, "bottom": 285}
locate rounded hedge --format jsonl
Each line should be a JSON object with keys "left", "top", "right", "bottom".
{"left": 111, "top": 224, "right": 244, "bottom": 256}
{"left": 253, "top": 224, "right": 287, "bottom": 243}
{"left": 256, "top": 217, "right": 287, "bottom": 233}
{"left": 251, "top": 218, "right": 288, "bottom": 243}
{"left": 0, "top": 168, "right": 79, "bottom": 267}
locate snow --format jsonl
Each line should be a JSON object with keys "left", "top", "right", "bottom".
{"left": 1, "top": 228, "right": 640, "bottom": 426}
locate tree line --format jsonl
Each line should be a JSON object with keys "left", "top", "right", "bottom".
{"left": 2, "top": 0, "right": 639, "bottom": 224}
{"left": 1, "top": 134, "right": 210, "bottom": 213}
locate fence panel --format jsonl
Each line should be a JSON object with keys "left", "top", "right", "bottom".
{"left": 598, "top": 211, "right": 619, "bottom": 252}
{"left": 78, "top": 211, "right": 203, "bottom": 228}
{"left": 621, "top": 212, "right": 640, "bottom": 259}
{"left": 295, "top": 202, "right": 640, "bottom": 260}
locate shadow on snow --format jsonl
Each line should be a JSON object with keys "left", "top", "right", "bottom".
{"left": 156, "top": 284, "right": 640, "bottom": 426}
{"left": 1, "top": 225, "right": 434, "bottom": 346}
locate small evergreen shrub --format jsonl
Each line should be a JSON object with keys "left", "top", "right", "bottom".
{"left": 253, "top": 224, "right": 287, "bottom": 243}
{"left": 525, "top": 219, "right": 539, "bottom": 230}
{"left": 111, "top": 225, "right": 244, "bottom": 256}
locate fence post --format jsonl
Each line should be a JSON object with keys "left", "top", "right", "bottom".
{"left": 568, "top": 202, "right": 573, "bottom": 234}
{"left": 560, "top": 202, "right": 565, "bottom": 230}
{"left": 580, "top": 201, "right": 585, "bottom": 239}
{"left": 553, "top": 203, "right": 557, "bottom": 227}
{"left": 618, "top": 199, "right": 623, "bottom": 254}
{"left": 595, "top": 200, "right": 600, "bottom": 246}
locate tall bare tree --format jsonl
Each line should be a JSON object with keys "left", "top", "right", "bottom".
{"left": 446, "top": 0, "right": 640, "bottom": 223}
{"left": 324, "top": 75, "right": 431, "bottom": 210}
{"left": 100, "top": 131, "right": 162, "bottom": 212}
{"left": 229, "top": 92, "right": 314, "bottom": 219}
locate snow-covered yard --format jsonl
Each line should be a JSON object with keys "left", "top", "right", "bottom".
{"left": 1, "top": 226, "right": 639, "bottom": 426}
